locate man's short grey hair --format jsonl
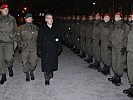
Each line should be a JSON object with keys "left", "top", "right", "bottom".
{"left": 45, "top": 13, "right": 53, "bottom": 19}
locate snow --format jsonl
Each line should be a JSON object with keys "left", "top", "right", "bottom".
{"left": 0, "top": 46, "right": 132, "bottom": 100}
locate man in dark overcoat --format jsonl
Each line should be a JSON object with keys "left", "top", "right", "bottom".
{"left": 37, "top": 13, "right": 61, "bottom": 85}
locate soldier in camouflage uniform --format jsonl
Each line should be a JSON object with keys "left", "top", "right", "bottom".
{"left": 84, "top": 15, "right": 94, "bottom": 63}
{"left": 108, "top": 12, "right": 129, "bottom": 86}
{"left": 100, "top": 14, "right": 113, "bottom": 75}
{"left": 123, "top": 12, "right": 133, "bottom": 97}
{"left": 89, "top": 13, "right": 101, "bottom": 71}
{"left": 78, "top": 15, "right": 87, "bottom": 58}
{"left": 73, "top": 15, "right": 81, "bottom": 54}
{"left": 62, "top": 17, "right": 67, "bottom": 46}
{"left": 0, "top": 4, "right": 17, "bottom": 85}
{"left": 71, "top": 15, "right": 76, "bottom": 51}
{"left": 18, "top": 14, "right": 38, "bottom": 82}
{"left": 66, "top": 16, "right": 72, "bottom": 49}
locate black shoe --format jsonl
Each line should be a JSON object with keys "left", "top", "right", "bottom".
{"left": 123, "top": 85, "right": 133, "bottom": 94}
{"left": 108, "top": 74, "right": 117, "bottom": 81}
{"left": 112, "top": 75, "right": 122, "bottom": 86}
{"left": 0, "top": 74, "right": 7, "bottom": 85}
{"left": 45, "top": 80, "right": 50, "bottom": 85}
{"left": 94, "top": 61, "right": 101, "bottom": 71}
{"left": 123, "top": 88, "right": 132, "bottom": 94}
{"left": 69, "top": 45, "right": 73, "bottom": 49}
{"left": 78, "top": 53, "right": 86, "bottom": 58}
{"left": 30, "top": 71, "right": 35, "bottom": 80}
{"left": 128, "top": 86, "right": 133, "bottom": 97}
{"left": 88, "top": 63, "right": 96, "bottom": 69}
{"left": 73, "top": 50, "right": 80, "bottom": 54}
{"left": 8, "top": 67, "right": 13, "bottom": 77}
{"left": 26, "top": 72, "right": 30, "bottom": 82}
{"left": 84, "top": 57, "right": 93, "bottom": 63}
{"left": 124, "top": 68, "right": 127, "bottom": 73}
{"left": 71, "top": 48, "right": 76, "bottom": 51}
{"left": 101, "top": 65, "right": 110, "bottom": 76}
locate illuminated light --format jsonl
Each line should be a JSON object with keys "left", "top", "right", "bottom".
{"left": 18, "top": 14, "right": 20, "bottom": 17}
{"left": 24, "top": 7, "right": 27, "bottom": 10}
{"left": 22, "top": 11, "right": 24, "bottom": 13}
{"left": 93, "top": 2, "right": 96, "bottom": 5}
{"left": 39, "top": 13, "right": 42, "bottom": 16}
{"left": 42, "top": 13, "right": 44, "bottom": 16}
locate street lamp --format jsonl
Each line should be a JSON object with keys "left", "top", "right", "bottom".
{"left": 24, "top": 7, "right": 27, "bottom": 11}
{"left": 93, "top": 2, "right": 96, "bottom": 5}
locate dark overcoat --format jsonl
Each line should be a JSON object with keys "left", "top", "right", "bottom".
{"left": 37, "top": 23, "right": 61, "bottom": 72}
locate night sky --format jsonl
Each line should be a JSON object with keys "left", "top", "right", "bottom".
{"left": 0, "top": 0, "right": 133, "bottom": 17}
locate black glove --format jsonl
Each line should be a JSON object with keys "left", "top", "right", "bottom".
{"left": 120, "top": 47, "right": 126, "bottom": 56}
{"left": 84, "top": 37, "right": 86, "bottom": 42}
{"left": 78, "top": 35, "right": 81, "bottom": 40}
{"left": 91, "top": 39, "right": 93, "bottom": 43}
{"left": 58, "top": 43, "right": 62, "bottom": 56}
{"left": 37, "top": 50, "right": 42, "bottom": 58}
{"left": 98, "top": 40, "right": 101, "bottom": 46}
{"left": 108, "top": 45, "right": 112, "bottom": 50}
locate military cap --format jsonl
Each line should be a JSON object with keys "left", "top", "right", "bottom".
{"left": 0, "top": 4, "right": 9, "bottom": 9}
{"left": 115, "top": 12, "right": 122, "bottom": 17}
{"left": 24, "top": 13, "right": 32, "bottom": 19}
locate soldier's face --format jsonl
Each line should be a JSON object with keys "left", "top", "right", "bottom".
{"left": 95, "top": 15, "right": 100, "bottom": 20}
{"left": 82, "top": 16, "right": 86, "bottom": 21}
{"left": 25, "top": 17, "right": 33, "bottom": 23}
{"left": 115, "top": 15, "right": 121, "bottom": 22}
{"left": 89, "top": 16, "right": 93, "bottom": 20}
{"left": 104, "top": 16, "right": 110, "bottom": 22}
{"left": 0, "top": 8, "right": 9, "bottom": 16}
{"left": 131, "top": 15, "right": 133, "bottom": 20}
{"left": 45, "top": 15, "right": 53, "bottom": 25}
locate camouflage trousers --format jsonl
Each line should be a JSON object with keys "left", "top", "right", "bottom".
{"left": 112, "top": 48, "right": 126, "bottom": 76}
{"left": 21, "top": 49, "right": 38, "bottom": 73}
{"left": 0, "top": 42, "right": 14, "bottom": 75}
{"left": 127, "top": 51, "right": 133, "bottom": 85}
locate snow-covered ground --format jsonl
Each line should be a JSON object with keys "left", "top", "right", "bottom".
{"left": 0, "top": 46, "right": 132, "bottom": 100}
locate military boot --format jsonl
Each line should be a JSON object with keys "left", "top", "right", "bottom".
{"left": 0, "top": 74, "right": 7, "bottom": 85}
{"left": 8, "top": 67, "right": 13, "bottom": 77}
{"left": 73, "top": 49, "right": 80, "bottom": 54}
{"left": 78, "top": 52, "right": 86, "bottom": 58}
{"left": 88, "top": 61, "right": 97, "bottom": 69}
{"left": 123, "top": 85, "right": 133, "bottom": 94}
{"left": 112, "top": 74, "right": 122, "bottom": 86}
{"left": 45, "top": 80, "right": 50, "bottom": 85}
{"left": 71, "top": 47, "right": 76, "bottom": 51}
{"left": 30, "top": 71, "right": 35, "bottom": 80}
{"left": 84, "top": 57, "right": 93, "bottom": 63}
{"left": 26, "top": 72, "right": 30, "bottom": 82}
{"left": 101, "top": 65, "right": 110, "bottom": 76}
{"left": 127, "top": 85, "right": 133, "bottom": 97}
{"left": 95, "top": 61, "right": 101, "bottom": 72}
{"left": 108, "top": 73, "right": 117, "bottom": 81}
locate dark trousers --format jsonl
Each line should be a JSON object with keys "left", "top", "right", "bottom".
{"left": 44, "top": 71, "right": 53, "bottom": 81}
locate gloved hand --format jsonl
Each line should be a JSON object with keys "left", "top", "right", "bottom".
{"left": 37, "top": 50, "right": 42, "bottom": 58}
{"left": 120, "top": 47, "right": 126, "bottom": 56}
{"left": 78, "top": 35, "right": 81, "bottom": 40}
{"left": 84, "top": 37, "right": 86, "bottom": 42}
{"left": 98, "top": 40, "right": 101, "bottom": 46}
{"left": 18, "top": 47, "right": 23, "bottom": 54}
{"left": 91, "top": 39, "right": 93, "bottom": 43}
{"left": 108, "top": 45, "right": 112, "bottom": 50}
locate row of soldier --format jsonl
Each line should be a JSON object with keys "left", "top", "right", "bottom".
{"left": 58, "top": 12, "right": 133, "bottom": 97}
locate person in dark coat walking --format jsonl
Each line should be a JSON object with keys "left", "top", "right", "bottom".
{"left": 37, "top": 13, "right": 61, "bottom": 85}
